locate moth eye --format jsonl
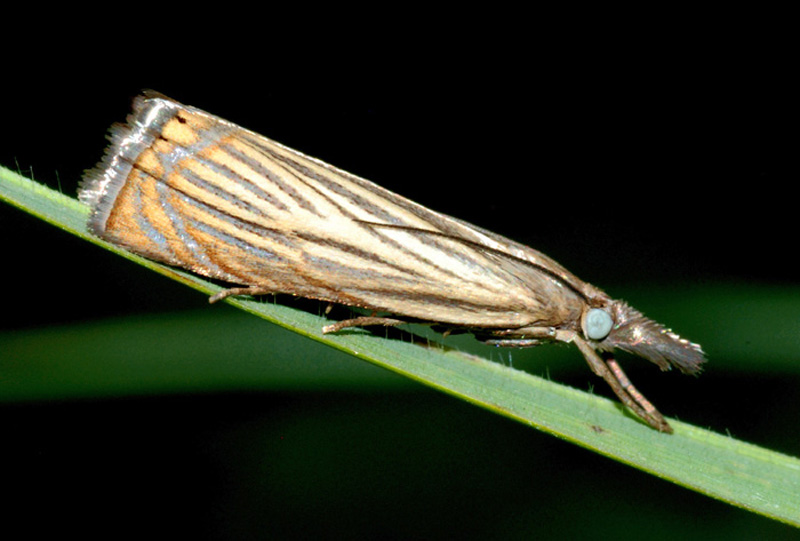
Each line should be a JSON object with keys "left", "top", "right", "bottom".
{"left": 585, "top": 308, "right": 614, "bottom": 340}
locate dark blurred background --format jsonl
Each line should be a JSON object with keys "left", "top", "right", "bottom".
{"left": 1, "top": 17, "right": 798, "bottom": 539}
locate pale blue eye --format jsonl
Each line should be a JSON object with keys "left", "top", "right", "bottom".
{"left": 585, "top": 308, "right": 613, "bottom": 340}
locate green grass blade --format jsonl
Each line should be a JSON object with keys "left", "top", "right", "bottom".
{"left": 2, "top": 163, "right": 799, "bottom": 526}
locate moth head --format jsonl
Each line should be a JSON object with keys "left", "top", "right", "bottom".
{"left": 581, "top": 301, "right": 706, "bottom": 375}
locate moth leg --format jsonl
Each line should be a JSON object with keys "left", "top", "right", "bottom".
{"left": 483, "top": 338, "right": 542, "bottom": 347}
{"left": 208, "top": 286, "right": 275, "bottom": 304}
{"left": 567, "top": 333, "right": 673, "bottom": 433}
{"left": 322, "top": 316, "right": 407, "bottom": 334}
{"left": 483, "top": 327, "right": 557, "bottom": 347}
{"left": 605, "top": 357, "right": 670, "bottom": 432}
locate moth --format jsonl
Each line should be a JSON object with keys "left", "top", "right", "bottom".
{"left": 79, "top": 91, "right": 706, "bottom": 433}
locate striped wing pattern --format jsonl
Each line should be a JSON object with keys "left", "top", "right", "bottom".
{"left": 80, "top": 92, "right": 586, "bottom": 330}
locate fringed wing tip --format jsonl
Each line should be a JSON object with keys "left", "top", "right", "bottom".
{"left": 78, "top": 120, "right": 137, "bottom": 235}
{"left": 78, "top": 92, "right": 182, "bottom": 235}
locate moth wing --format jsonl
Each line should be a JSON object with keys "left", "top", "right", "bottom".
{"left": 81, "top": 93, "right": 586, "bottom": 329}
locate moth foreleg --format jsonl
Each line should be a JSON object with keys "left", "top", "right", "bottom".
{"left": 604, "top": 357, "right": 671, "bottom": 432}
{"left": 567, "top": 333, "right": 673, "bottom": 433}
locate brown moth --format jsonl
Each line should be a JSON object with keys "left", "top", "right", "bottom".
{"left": 79, "top": 91, "right": 705, "bottom": 433}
